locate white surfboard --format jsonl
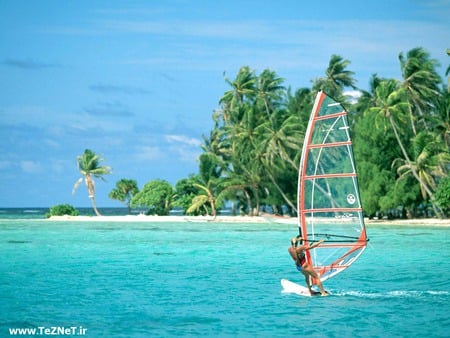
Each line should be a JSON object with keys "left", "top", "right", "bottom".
{"left": 281, "top": 279, "right": 324, "bottom": 297}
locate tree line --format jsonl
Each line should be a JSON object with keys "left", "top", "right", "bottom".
{"left": 71, "top": 47, "right": 450, "bottom": 219}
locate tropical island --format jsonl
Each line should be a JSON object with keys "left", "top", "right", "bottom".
{"left": 49, "top": 47, "right": 450, "bottom": 222}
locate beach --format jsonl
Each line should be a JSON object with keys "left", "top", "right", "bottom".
{"left": 48, "top": 214, "right": 450, "bottom": 226}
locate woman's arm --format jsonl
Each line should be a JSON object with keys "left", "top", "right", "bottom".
{"left": 305, "top": 239, "right": 324, "bottom": 250}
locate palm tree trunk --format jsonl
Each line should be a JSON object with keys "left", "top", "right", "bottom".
{"left": 253, "top": 187, "right": 260, "bottom": 216}
{"left": 244, "top": 190, "right": 252, "bottom": 216}
{"left": 265, "top": 168, "right": 297, "bottom": 213}
{"left": 407, "top": 104, "right": 417, "bottom": 136}
{"left": 389, "top": 115, "right": 434, "bottom": 199}
{"left": 209, "top": 193, "right": 216, "bottom": 218}
{"left": 86, "top": 176, "right": 102, "bottom": 216}
{"left": 90, "top": 196, "right": 102, "bottom": 216}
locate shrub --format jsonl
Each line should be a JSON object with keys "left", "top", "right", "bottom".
{"left": 435, "top": 177, "right": 450, "bottom": 217}
{"left": 46, "top": 204, "right": 79, "bottom": 218}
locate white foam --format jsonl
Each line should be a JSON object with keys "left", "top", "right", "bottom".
{"left": 333, "top": 290, "right": 449, "bottom": 298}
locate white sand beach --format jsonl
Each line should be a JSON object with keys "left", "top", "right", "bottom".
{"left": 48, "top": 214, "right": 450, "bottom": 226}
{"left": 49, "top": 214, "right": 269, "bottom": 223}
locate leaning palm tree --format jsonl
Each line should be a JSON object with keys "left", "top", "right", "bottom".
{"left": 187, "top": 153, "right": 223, "bottom": 217}
{"left": 393, "top": 131, "right": 450, "bottom": 216}
{"left": 72, "top": 149, "right": 112, "bottom": 216}
{"left": 187, "top": 183, "right": 218, "bottom": 217}
{"left": 399, "top": 47, "right": 442, "bottom": 134}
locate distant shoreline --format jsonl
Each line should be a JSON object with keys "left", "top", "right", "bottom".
{"left": 47, "top": 214, "right": 450, "bottom": 226}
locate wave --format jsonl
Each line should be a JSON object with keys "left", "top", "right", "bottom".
{"left": 334, "top": 290, "right": 449, "bottom": 298}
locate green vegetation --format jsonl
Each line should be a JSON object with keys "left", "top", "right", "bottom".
{"left": 130, "top": 179, "right": 175, "bottom": 215}
{"left": 108, "top": 179, "right": 139, "bottom": 214}
{"left": 435, "top": 177, "right": 450, "bottom": 217}
{"left": 85, "top": 46, "right": 449, "bottom": 219}
{"left": 46, "top": 204, "right": 79, "bottom": 218}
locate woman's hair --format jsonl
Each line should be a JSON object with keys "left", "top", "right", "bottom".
{"left": 291, "top": 236, "right": 303, "bottom": 247}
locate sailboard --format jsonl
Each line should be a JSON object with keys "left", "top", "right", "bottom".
{"left": 280, "top": 279, "right": 329, "bottom": 297}
{"left": 281, "top": 279, "right": 322, "bottom": 297}
{"left": 292, "top": 91, "right": 369, "bottom": 286}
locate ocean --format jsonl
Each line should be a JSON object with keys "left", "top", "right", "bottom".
{"left": 1, "top": 209, "right": 449, "bottom": 337}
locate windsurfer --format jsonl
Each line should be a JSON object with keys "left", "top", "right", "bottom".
{"left": 288, "top": 236, "right": 328, "bottom": 296}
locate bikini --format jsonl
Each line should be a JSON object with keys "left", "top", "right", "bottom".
{"left": 295, "top": 251, "right": 306, "bottom": 271}
{"left": 289, "top": 246, "right": 306, "bottom": 271}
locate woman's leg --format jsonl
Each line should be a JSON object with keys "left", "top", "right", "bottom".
{"left": 304, "top": 267, "right": 327, "bottom": 295}
{"left": 302, "top": 272, "right": 312, "bottom": 292}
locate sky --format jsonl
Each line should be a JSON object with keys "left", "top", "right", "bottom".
{"left": 0, "top": 0, "right": 449, "bottom": 208}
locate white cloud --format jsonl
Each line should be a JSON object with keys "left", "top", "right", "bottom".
{"left": 165, "top": 134, "right": 202, "bottom": 147}
{"left": 20, "top": 161, "right": 43, "bottom": 173}
{"left": 118, "top": 16, "right": 449, "bottom": 78}
{"left": 132, "top": 135, "right": 202, "bottom": 164}
{"left": 344, "top": 90, "right": 363, "bottom": 104}
{"left": 168, "top": 144, "right": 201, "bottom": 163}
{"left": 51, "top": 160, "right": 70, "bottom": 174}
{"left": 134, "top": 146, "right": 164, "bottom": 161}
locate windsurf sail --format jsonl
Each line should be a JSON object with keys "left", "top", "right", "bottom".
{"left": 298, "top": 91, "right": 368, "bottom": 283}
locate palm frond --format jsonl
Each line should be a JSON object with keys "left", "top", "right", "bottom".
{"left": 72, "top": 178, "right": 83, "bottom": 195}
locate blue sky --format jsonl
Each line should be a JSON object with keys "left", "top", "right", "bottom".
{"left": 0, "top": 0, "right": 449, "bottom": 208}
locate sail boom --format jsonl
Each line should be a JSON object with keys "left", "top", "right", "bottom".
{"left": 315, "top": 111, "right": 346, "bottom": 121}
{"left": 305, "top": 172, "right": 357, "bottom": 179}
{"left": 319, "top": 242, "right": 368, "bottom": 248}
{"left": 304, "top": 207, "right": 363, "bottom": 213}
{"left": 308, "top": 140, "right": 352, "bottom": 149}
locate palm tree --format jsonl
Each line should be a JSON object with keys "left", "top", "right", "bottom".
{"left": 433, "top": 90, "right": 450, "bottom": 148}
{"left": 250, "top": 106, "right": 302, "bottom": 213}
{"left": 73, "top": 149, "right": 112, "bottom": 216}
{"left": 312, "top": 54, "right": 357, "bottom": 99}
{"left": 255, "top": 114, "right": 302, "bottom": 170}
{"left": 286, "top": 87, "right": 314, "bottom": 123}
{"left": 187, "top": 153, "right": 223, "bottom": 217}
{"left": 109, "top": 178, "right": 139, "bottom": 214}
{"left": 369, "top": 80, "right": 435, "bottom": 201}
{"left": 354, "top": 74, "right": 382, "bottom": 115}
{"left": 187, "top": 183, "right": 218, "bottom": 217}
{"left": 399, "top": 47, "right": 442, "bottom": 134}
{"left": 257, "top": 69, "right": 285, "bottom": 117}
{"left": 220, "top": 66, "right": 257, "bottom": 118}
{"left": 394, "top": 131, "right": 450, "bottom": 216}
{"left": 218, "top": 167, "right": 262, "bottom": 216}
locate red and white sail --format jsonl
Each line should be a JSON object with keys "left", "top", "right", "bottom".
{"left": 298, "top": 91, "right": 368, "bottom": 282}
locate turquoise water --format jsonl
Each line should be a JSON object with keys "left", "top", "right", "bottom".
{"left": 1, "top": 218, "right": 449, "bottom": 337}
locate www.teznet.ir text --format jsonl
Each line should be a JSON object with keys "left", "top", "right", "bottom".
{"left": 9, "top": 326, "right": 87, "bottom": 336}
